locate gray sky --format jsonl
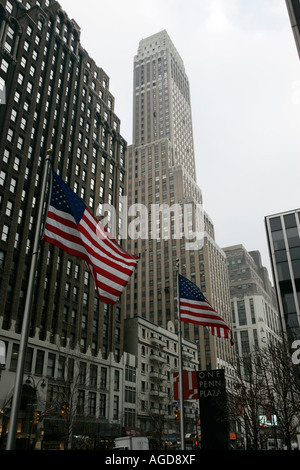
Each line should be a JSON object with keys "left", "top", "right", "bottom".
{"left": 59, "top": 0, "right": 300, "bottom": 279}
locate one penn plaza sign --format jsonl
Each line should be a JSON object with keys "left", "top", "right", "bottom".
{"left": 197, "top": 369, "right": 226, "bottom": 399}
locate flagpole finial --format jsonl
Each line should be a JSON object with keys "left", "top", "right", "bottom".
{"left": 46, "top": 149, "right": 52, "bottom": 163}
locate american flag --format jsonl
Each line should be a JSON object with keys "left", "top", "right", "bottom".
{"left": 179, "top": 274, "right": 234, "bottom": 345}
{"left": 44, "top": 170, "right": 138, "bottom": 304}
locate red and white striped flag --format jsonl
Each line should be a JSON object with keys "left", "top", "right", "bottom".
{"left": 179, "top": 274, "right": 234, "bottom": 345}
{"left": 44, "top": 170, "right": 138, "bottom": 304}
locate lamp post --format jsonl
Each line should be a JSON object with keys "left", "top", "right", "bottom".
{"left": 5, "top": 153, "right": 51, "bottom": 450}
{"left": 25, "top": 376, "right": 46, "bottom": 450}
{"left": 192, "top": 403, "right": 199, "bottom": 449}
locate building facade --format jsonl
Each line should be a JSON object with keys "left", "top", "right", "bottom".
{"left": 224, "top": 245, "right": 281, "bottom": 355}
{"left": 265, "top": 209, "right": 300, "bottom": 340}
{"left": 124, "top": 315, "right": 199, "bottom": 447}
{"left": 125, "top": 30, "right": 235, "bottom": 374}
{"left": 0, "top": 0, "right": 129, "bottom": 449}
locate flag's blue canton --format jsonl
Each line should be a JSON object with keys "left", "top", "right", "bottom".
{"left": 179, "top": 274, "right": 206, "bottom": 302}
{"left": 50, "top": 171, "right": 85, "bottom": 224}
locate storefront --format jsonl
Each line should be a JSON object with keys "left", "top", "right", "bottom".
{"left": 42, "top": 419, "right": 120, "bottom": 450}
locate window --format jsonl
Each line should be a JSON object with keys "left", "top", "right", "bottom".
{"left": 1, "top": 225, "right": 9, "bottom": 242}
{"left": 29, "top": 65, "right": 36, "bottom": 77}
{"left": 0, "top": 170, "right": 6, "bottom": 186}
{"left": 78, "top": 390, "right": 85, "bottom": 414}
{"left": 125, "top": 386, "right": 136, "bottom": 404}
{"left": 0, "top": 250, "right": 5, "bottom": 269}
{"left": 5, "top": 1, "right": 13, "bottom": 14}
{"left": 90, "top": 364, "right": 97, "bottom": 386}
{"left": 34, "top": 350, "right": 44, "bottom": 375}
{"left": 17, "top": 136, "right": 24, "bottom": 150}
{"left": 125, "top": 365, "right": 136, "bottom": 382}
{"left": 17, "top": 73, "right": 24, "bottom": 86}
{"left": 81, "top": 313, "right": 87, "bottom": 329}
{"left": 5, "top": 200, "right": 13, "bottom": 217}
{"left": 7, "top": 128, "right": 14, "bottom": 142}
{"left": 10, "top": 108, "right": 17, "bottom": 122}
{"left": 66, "top": 260, "right": 72, "bottom": 275}
{"left": 20, "top": 117, "right": 27, "bottom": 130}
{"left": 21, "top": 56, "right": 27, "bottom": 68}
{"left": 27, "top": 81, "right": 33, "bottom": 94}
{"left": 3, "top": 149, "right": 10, "bottom": 163}
{"left": 47, "top": 353, "right": 56, "bottom": 377}
{"left": 71, "top": 309, "right": 77, "bottom": 325}
{"left": 115, "top": 327, "right": 120, "bottom": 343}
{"left": 57, "top": 356, "right": 65, "bottom": 379}
{"left": 88, "top": 392, "right": 96, "bottom": 415}
{"left": 114, "top": 370, "right": 120, "bottom": 391}
{"left": 240, "top": 330, "right": 250, "bottom": 354}
{"left": 124, "top": 408, "right": 135, "bottom": 427}
{"left": 237, "top": 300, "right": 246, "bottom": 326}
{"left": 249, "top": 298, "right": 256, "bottom": 324}
{"left": 65, "top": 282, "right": 70, "bottom": 298}
{"left": 99, "top": 394, "right": 106, "bottom": 417}
{"left": 79, "top": 361, "right": 86, "bottom": 384}
{"left": 113, "top": 396, "right": 119, "bottom": 419}
{"left": 1, "top": 58, "right": 9, "bottom": 73}
{"left": 100, "top": 367, "right": 107, "bottom": 388}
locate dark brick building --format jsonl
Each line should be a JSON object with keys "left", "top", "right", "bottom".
{"left": 0, "top": 0, "right": 128, "bottom": 449}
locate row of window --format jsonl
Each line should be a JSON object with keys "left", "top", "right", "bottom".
{"left": 6, "top": 338, "right": 138, "bottom": 421}
{"left": 5, "top": 0, "right": 51, "bottom": 15}
{"left": 231, "top": 299, "right": 256, "bottom": 326}
{"left": 9, "top": 342, "right": 115, "bottom": 387}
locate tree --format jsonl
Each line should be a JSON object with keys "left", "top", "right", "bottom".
{"left": 229, "top": 351, "right": 265, "bottom": 450}
{"left": 260, "top": 338, "right": 300, "bottom": 450}
{"left": 143, "top": 355, "right": 169, "bottom": 449}
{"left": 229, "top": 334, "right": 300, "bottom": 451}
{"left": 44, "top": 356, "right": 81, "bottom": 450}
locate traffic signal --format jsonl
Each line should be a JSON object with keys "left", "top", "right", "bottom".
{"left": 60, "top": 403, "right": 68, "bottom": 418}
{"left": 174, "top": 408, "right": 180, "bottom": 420}
{"left": 33, "top": 412, "right": 39, "bottom": 424}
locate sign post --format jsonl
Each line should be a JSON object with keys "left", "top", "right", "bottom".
{"left": 197, "top": 369, "right": 229, "bottom": 450}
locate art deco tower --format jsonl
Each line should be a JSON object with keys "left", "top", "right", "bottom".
{"left": 126, "top": 31, "right": 235, "bottom": 372}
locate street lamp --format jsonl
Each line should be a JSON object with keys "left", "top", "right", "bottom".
{"left": 25, "top": 376, "right": 46, "bottom": 449}
{"left": 192, "top": 403, "right": 199, "bottom": 449}
{"left": 26, "top": 376, "right": 46, "bottom": 389}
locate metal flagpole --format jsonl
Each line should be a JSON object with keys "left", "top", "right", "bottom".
{"left": 6, "top": 151, "right": 52, "bottom": 450}
{"left": 176, "top": 260, "right": 185, "bottom": 450}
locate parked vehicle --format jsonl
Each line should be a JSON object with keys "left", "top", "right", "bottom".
{"left": 114, "top": 437, "right": 149, "bottom": 450}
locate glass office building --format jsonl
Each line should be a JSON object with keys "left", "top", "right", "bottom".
{"left": 265, "top": 209, "right": 300, "bottom": 338}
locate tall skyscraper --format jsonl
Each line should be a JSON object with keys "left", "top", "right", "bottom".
{"left": 265, "top": 209, "right": 300, "bottom": 340}
{"left": 0, "top": 0, "right": 129, "bottom": 448}
{"left": 126, "top": 31, "right": 235, "bottom": 372}
{"left": 285, "top": 0, "right": 300, "bottom": 59}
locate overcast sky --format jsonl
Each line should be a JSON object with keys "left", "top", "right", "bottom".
{"left": 59, "top": 0, "right": 300, "bottom": 279}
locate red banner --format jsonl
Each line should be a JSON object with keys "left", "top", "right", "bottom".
{"left": 173, "top": 371, "right": 198, "bottom": 400}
